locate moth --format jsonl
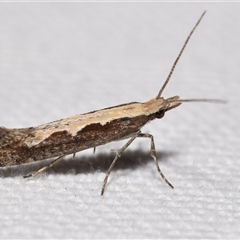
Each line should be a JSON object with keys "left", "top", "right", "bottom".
{"left": 0, "top": 11, "right": 224, "bottom": 195}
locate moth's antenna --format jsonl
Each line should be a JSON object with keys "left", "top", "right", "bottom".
{"left": 156, "top": 11, "right": 206, "bottom": 99}
{"left": 178, "top": 99, "right": 226, "bottom": 103}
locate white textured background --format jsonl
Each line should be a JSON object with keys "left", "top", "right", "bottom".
{"left": 0, "top": 3, "right": 239, "bottom": 239}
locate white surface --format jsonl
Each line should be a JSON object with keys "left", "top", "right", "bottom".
{"left": 0, "top": 3, "right": 239, "bottom": 239}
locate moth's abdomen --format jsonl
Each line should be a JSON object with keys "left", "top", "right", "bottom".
{"left": 0, "top": 127, "right": 32, "bottom": 167}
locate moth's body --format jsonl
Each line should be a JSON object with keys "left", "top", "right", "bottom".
{"left": 0, "top": 97, "right": 180, "bottom": 167}
{"left": 0, "top": 11, "right": 224, "bottom": 195}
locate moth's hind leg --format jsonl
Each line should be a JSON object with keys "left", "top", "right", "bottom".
{"left": 23, "top": 155, "right": 66, "bottom": 178}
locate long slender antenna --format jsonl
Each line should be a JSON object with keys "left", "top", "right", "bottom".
{"left": 177, "top": 99, "right": 226, "bottom": 103}
{"left": 156, "top": 11, "right": 206, "bottom": 99}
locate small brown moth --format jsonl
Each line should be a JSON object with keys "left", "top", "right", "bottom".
{"left": 0, "top": 11, "right": 224, "bottom": 195}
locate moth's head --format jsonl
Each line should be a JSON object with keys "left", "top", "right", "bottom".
{"left": 154, "top": 96, "right": 182, "bottom": 119}
{"left": 153, "top": 94, "right": 225, "bottom": 120}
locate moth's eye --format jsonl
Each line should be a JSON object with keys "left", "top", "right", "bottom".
{"left": 156, "top": 110, "right": 165, "bottom": 119}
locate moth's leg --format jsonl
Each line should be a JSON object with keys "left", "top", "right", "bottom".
{"left": 23, "top": 155, "right": 66, "bottom": 178}
{"left": 101, "top": 131, "right": 141, "bottom": 195}
{"left": 138, "top": 133, "right": 174, "bottom": 189}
